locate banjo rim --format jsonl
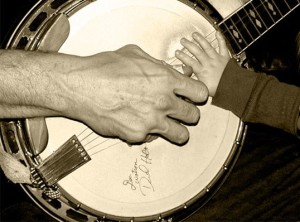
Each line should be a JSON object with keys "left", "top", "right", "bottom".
{"left": 1, "top": 0, "right": 247, "bottom": 221}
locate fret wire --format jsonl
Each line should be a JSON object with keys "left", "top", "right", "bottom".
{"left": 221, "top": 23, "right": 242, "bottom": 51}
{"left": 229, "top": 17, "right": 247, "bottom": 45}
{"left": 270, "top": 0, "right": 283, "bottom": 16}
{"left": 257, "top": 1, "right": 277, "bottom": 27}
{"left": 219, "top": 0, "right": 299, "bottom": 34}
{"left": 250, "top": 1, "right": 268, "bottom": 29}
{"left": 242, "top": 7, "right": 261, "bottom": 35}
{"left": 218, "top": 0, "right": 299, "bottom": 55}
{"left": 283, "top": 0, "right": 292, "bottom": 9}
{"left": 261, "top": 0, "right": 276, "bottom": 23}
{"left": 236, "top": 11, "right": 254, "bottom": 41}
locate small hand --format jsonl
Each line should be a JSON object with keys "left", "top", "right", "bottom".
{"left": 175, "top": 31, "right": 230, "bottom": 97}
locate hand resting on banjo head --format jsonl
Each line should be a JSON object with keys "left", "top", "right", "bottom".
{"left": 0, "top": 45, "right": 210, "bottom": 183}
{"left": 176, "top": 31, "right": 300, "bottom": 136}
{"left": 0, "top": 45, "right": 208, "bottom": 145}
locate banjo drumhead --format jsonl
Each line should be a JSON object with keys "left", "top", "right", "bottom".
{"left": 5, "top": 0, "right": 245, "bottom": 221}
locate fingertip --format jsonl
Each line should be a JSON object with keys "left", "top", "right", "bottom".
{"left": 182, "top": 65, "right": 193, "bottom": 77}
{"left": 197, "top": 81, "right": 209, "bottom": 102}
{"left": 157, "top": 120, "right": 190, "bottom": 145}
{"left": 216, "top": 30, "right": 230, "bottom": 57}
{"left": 192, "top": 32, "right": 201, "bottom": 39}
{"left": 177, "top": 127, "right": 190, "bottom": 145}
{"left": 180, "top": 37, "right": 187, "bottom": 44}
{"left": 216, "top": 30, "right": 225, "bottom": 42}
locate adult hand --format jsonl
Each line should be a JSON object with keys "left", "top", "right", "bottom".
{"left": 0, "top": 46, "right": 208, "bottom": 144}
{"left": 65, "top": 45, "right": 209, "bottom": 144}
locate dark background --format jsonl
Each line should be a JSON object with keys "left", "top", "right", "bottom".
{"left": 1, "top": 0, "right": 300, "bottom": 221}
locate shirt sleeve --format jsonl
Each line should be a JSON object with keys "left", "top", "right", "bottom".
{"left": 212, "top": 59, "right": 300, "bottom": 136}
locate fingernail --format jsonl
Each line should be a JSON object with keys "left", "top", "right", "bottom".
{"left": 180, "top": 38, "right": 187, "bottom": 43}
{"left": 192, "top": 32, "right": 200, "bottom": 39}
{"left": 175, "top": 50, "right": 181, "bottom": 56}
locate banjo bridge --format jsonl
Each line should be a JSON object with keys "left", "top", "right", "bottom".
{"left": 31, "top": 135, "right": 91, "bottom": 188}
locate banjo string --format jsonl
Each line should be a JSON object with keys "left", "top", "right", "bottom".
{"left": 76, "top": 127, "right": 121, "bottom": 156}
{"left": 89, "top": 141, "right": 122, "bottom": 156}
{"left": 86, "top": 138, "right": 111, "bottom": 151}
{"left": 79, "top": 131, "right": 95, "bottom": 144}
{"left": 82, "top": 134, "right": 103, "bottom": 147}
{"left": 76, "top": 127, "right": 90, "bottom": 138}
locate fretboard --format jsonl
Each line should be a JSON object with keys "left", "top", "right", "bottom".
{"left": 218, "top": 0, "right": 300, "bottom": 56}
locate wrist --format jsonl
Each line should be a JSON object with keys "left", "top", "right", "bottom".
{"left": 32, "top": 52, "right": 78, "bottom": 117}
{"left": 212, "top": 59, "right": 257, "bottom": 117}
{"left": 56, "top": 53, "right": 109, "bottom": 121}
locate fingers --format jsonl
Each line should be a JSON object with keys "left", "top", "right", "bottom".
{"left": 168, "top": 99, "right": 200, "bottom": 124}
{"left": 177, "top": 32, "right": 229, "bottom": 62}
{"left": 154, "top": 118, "right": 190, "bottom": 144}
{"left": 174, "top": 75, "right": 209, "bottom": 103}
{"left": 182, "top": 65, "right": 193, "bottom": 76}
{"left": 191, "top": 32, "right": 218, "bottom": 57}
{"left": 180, "top": 38, "right": 208, "bottom": 63}
{"left": 175, "top": 50, "right": 200, "bottom": 70}
{"left": 216, "top": 31, "right": 230, "bottom": 57}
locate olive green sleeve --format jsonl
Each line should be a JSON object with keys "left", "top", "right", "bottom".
{"left": 212, "top": 59, "right": 300, "bottom": 136}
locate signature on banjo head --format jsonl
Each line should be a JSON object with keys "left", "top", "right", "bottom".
{"left": 123, "top": 146, "right": 155, "bottom": 196}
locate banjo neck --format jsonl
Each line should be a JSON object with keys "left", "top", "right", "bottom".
{"left": 218, "top": 0, "right": 300, "bottom": 56}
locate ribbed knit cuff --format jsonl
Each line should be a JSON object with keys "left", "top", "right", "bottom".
{"left": 212, "top": 59, "right": 300, "bottom": 136}
{"left": 212, "top": 59, "right": 258, "bottom": 118}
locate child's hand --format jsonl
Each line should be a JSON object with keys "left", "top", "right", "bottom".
{"left": 175, "top": 31, "right": 230, "bottom": 97}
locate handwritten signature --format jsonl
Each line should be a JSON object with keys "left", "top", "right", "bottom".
{"left": 123, "top": 146, "right": 154, "bottom": 196}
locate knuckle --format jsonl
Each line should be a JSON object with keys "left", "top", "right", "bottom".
{"left": 128, "top": 130, "right": 147, "bottom": 143}
{"left": 126, "top": 44, "right": 139, "bottom": 49}
{"left": 125, "top": 122, "right": 149, "bottom": 143}
{"left": 156, "top": 95, "right": 172, "bottom": 110}
{"left": 127, "top": 44, "right": 142, "bottom": 53}
{"left": 191, "top": 60, "right": 200, "bottom": 69}
{"left": 177, "top": 76, "right": 187, "bottom": 88}
{"left": 159, "top": 70, "right": 172, "bottom": 82}
{"left": 134, "top": 132, "right": 147, "bottom": 142}
{"left": 153, "top": 117, "right": 169, "bottom": 134}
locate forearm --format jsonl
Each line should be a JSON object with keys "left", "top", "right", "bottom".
{"left": 212, "top": 59, "right": 300, "bottom": 135}
{"left": 0, "top": 49, "right": 77, "bottom": 118}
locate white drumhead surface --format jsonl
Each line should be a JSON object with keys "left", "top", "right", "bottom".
{"left": 40, "top": 0, "right": 240, "bottom": 218}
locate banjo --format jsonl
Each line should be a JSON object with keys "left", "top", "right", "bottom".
{"left": 1, "top": 0, "right": 299, "bottom": 221}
